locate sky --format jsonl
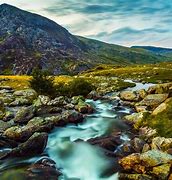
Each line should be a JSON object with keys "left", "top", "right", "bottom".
{"left": 0, "top": 0, "right": 172, "bottom": 48}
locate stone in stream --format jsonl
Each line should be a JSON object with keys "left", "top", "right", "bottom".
{"left": 6, "top": 132, "right": 48, "bottom": 157}
{"left": 88, "top": 135, "right": 122, "bottom": 151}
{"left": 27, "top": 157, "right": 61, "bottom": 179}
{"left": 119, "top": 91, "right": 140, "bottom": 102}
{"left": 75, "top": 99, "right": 94, "bottom": 114}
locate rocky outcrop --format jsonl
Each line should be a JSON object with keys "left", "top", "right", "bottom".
{"left": 119, "top": 150, "right": 172, "bottom": 179}
{"left": 8, "top": 132, "right": 48, "bottom": 157}
{"left": 136, "top": 94, "right": 168, "bottom": 109}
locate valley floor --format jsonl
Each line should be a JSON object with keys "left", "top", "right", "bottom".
{"left": 0, "top": 62, "right": 172, "bottom": 179}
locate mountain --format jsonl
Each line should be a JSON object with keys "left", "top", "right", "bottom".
{"left": 132, "top": 46, "right": 172, "bottom": 57}
{"left": 0, "top": 4, "right": 171, "bottom": 75}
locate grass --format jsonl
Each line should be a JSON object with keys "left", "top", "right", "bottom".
{"left": 135, "top": 98, "right": 172, "bottom": 138}
{"left": 82, "top": 62, "right": 172, "bottom": 83}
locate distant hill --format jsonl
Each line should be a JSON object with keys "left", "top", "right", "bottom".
{"left": 0, "top": 4, "right": 171, "bottom": 75}
{"left": 132, "top": 46, "right": 172, "bottom": 57}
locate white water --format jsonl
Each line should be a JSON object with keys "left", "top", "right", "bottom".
{"left": 47, "top": 99, "right": 131, "bottom": 180}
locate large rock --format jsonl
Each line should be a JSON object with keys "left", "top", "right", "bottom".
{"left": 120, "top": 91, "right": 140, "bottom": 102}
{"left": 14, "top": 106, "right": 36, "bottom": 123}
{"left": 137, "top": 94, "right": 168, "bottom": 109}
{"left": 139, "top": 127, "right": 157, "bottom": 141}
{"left": 119, "top": 173, "right": 152, "bottom": 180}
{"left": 27, "top": 157, "right": 61, "bottom": 179}
{"left": 152, "top": 164, "right": 171, "bottom": 179}
{"left": 3, "top": 117, "right": 53, "bottom": 141}
{"left": 148, "top": 83, "right": 172, "bottom": 94}
{"left": 75, "top": 99, "right": 94, "bottom": 114}
{"left": 119, "top": 153, "right": 143, "bottom": 172}
{"left": 12, "top": 89, "right": 37, "bottom": 105}
{"left": 8, "top": 132, "right": 48, "bottom": 157}
{"left": 13, "top": 89, "right": 37, "bottom": 100}
{"left": 151, "top": 137, "right": 172, "bottom": 151}
{"left": 140, "top": 150, "right": 172, "bottom": 167}
{"left": 33, "top": 95, "right": 51, "bottom": 107}
{"left": 137, "top": 89, "right": 147, "bottom": 99}
{"left": 3, "top": 126, "right": 32, "bottom": 141}
{"left": 0, "top": 120, "right": 13, "bottom": 133}
{"left": 48, "top": 96, "right": 67, "bottom": 106}
{"left": 152, "top": 97, "right": 172, "bottom": 115}
{"left": 124, "top": 112, "right": 148, "bottom": 124}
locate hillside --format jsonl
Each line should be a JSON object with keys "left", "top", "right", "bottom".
{"left": 0, "top": 4, "right": 171, "bottom": 75}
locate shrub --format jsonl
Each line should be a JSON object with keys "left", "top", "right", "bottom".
{"left": 29, "top": 68, "right": 56, "bottom": 97}
{"left": 68, "top": 78, "right": 94, "bottom": 97}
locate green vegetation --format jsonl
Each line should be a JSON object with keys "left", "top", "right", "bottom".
{"left": 83, "top": 62, "right": 172, "bottom": 83}
{"left": 146, "top": 99, "right": 172, "bottom": 138}
{"left": 29, "top": 68, "right": 57, "bottom": 98}
{"left": 134, "top": 99, "right": 172, "bottom": 138}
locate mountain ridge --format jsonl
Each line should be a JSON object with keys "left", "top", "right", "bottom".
{"left": 0, "top": 3, "right": 171, "bottom": 75}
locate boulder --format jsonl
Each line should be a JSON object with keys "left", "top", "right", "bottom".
{"left": 87, "top": 90, "right": 101, "bottom": 100}
{"left": 152, "top": 164, "right": 171, "bottom": 179}
{"left": 8, "top": 132, "right": 48, "bottom": 157}
{"left": 151, "top": 137, "right": 172, "bottom": 151}
{"left": 119, "top": 173, "right": 152, "bottom": 180}
{"left": 33, "top": 95, "right": 51, "bottom": 107}
{"left": 139, "top": 127, "right": 157, "bottom": 141}
{"left": 9, "top": 98, "right": 32, "bottom": 106}
{"left": 124, "top": 112, "right": 148, "bottom": 124}
{"left": 147, "top": 83, "right": 172, "bottom": 94}
{"left": 152, "top": 102, "right": 167, "bottom": 115}
{"left": 48, "top": 96, "right": 67, "bottom": 106}
{"left": 4, "top": 116, "right": 53, "bottom": 141}
{"left": 71, "top": 96, "right": 85, "bottom": 105}
{"left": 0, "top": 120, "right": 13, "bottom": 133}
{"left": 137, "top": 89, "right": 147, "bottom": 99}
{"left": 137, "top": 94, "right": 169, "bottom": 109}
{"left": 119, "top": 153, "right": 142, "bottom": 171}
{"left": 135, "top": 106, "right": 148, "bottom": 113}
{"left": 27, "top": 157, "right": 61, "bottom": 178}
{"left": 132, "top": 138, "right": 146, "bottom": 153}
{"left": 120, "top": 91, "right": 140, "bottom": 102}
{"left": 13, "top": 89, "right": 37, "bottom": 102}
{"left": 140, "top": 150, "right": 172, "bottom": 167}
{"left": 75, "top": 99, "right": 94, "bottom": 114}
{"left": 3, "top": 126, "right": 32, "bottom": 142}
{"left": 14, "top": 106, "right": 36, "bottom": 123}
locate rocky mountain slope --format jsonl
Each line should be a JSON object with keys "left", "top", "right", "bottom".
{"left": 0, "top": 4, "right": 171, "bottom": 75}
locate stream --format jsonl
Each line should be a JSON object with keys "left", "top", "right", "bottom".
{"left": 0, "top": 80, "right": 154, "bottom": 179}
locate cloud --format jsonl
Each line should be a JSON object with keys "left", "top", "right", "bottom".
{"left": 0, "top": 0, "right": 172, "bottom": 47}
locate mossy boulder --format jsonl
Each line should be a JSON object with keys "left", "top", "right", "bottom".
{"left": 120, "top": 91, "right": 140, "bottom": 102}
{"left": 140, "top": 150, "right": 172, "bottom": 167}
{"left": 75, "top": 99, "right": 94, "bottom": 114}
{"left": 136, "top": 94, "right": 168, "bottom": 109}
{"left": 8, "top": 132, "right": 48, "bottom": 157}
{"left": 147, "top": 83, "right": 172, "bottom": 94}
{"left": 14, "top": 106, "right": 36, "bottom": 123}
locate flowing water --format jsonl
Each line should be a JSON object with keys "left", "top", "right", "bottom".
{"left": 47, "top": 98, "right": 133, "bottom": 180}
{"left": 0, "top": 81, "right": 155, "bottom": 179}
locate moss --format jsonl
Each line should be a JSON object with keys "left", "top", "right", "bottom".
{"left": 140, "top": 99, "right": 172, "bottom": 138}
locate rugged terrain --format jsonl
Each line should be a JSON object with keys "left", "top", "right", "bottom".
{"left": 0, "top": 3, "right": 171, "bottom": 75}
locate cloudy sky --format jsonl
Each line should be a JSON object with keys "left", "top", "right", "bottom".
{"left": 0, "top": 0, "right": 172, "bottom": 47}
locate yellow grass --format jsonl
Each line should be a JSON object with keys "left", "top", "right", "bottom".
{"left": 0, "top": 75, "right": 73, "bottom": 90}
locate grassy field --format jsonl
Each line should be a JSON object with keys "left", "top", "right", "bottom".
{"left": 82, "top": 62, "right": 172, "bottom": 83}
{"left": 0, "top": 62, "right": 172, "bottom": 91}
